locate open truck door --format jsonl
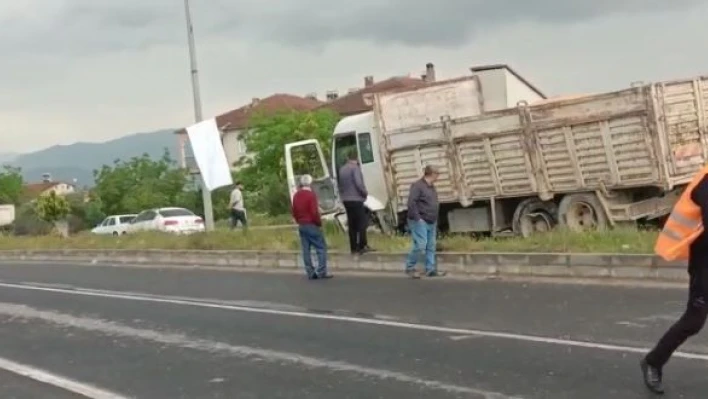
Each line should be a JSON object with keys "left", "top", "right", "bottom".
{"left": 284, "top": 139, "right": 344, "bottom": 229}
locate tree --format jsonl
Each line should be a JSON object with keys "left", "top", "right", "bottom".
{"left": 93, "top": 150, "right": 190, "bottom": 215}
{"left": 236, "top": 109, "right": 340, "bottom": 215}
{"left": 35, "top": 191, "right": 71, "bottom": 236}
{"left": 0, "top": 165, "right": 23, "bottom": 205}
{"left": 65, "top": 192, "right": 105, "bottom": 231}
{"left": 186, "top": 185, "right": 232, "bottom": 221}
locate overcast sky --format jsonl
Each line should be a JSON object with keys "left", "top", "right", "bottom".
{"left": 2, "top": 0, "right": 708, "bottom": 153}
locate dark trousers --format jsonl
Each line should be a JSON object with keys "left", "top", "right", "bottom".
{"left": 298, "top": 224, "right": 327, "bottom": 276}
{"left": 343, "top": 201, "right": 368, "bottom": 253}
{"left": 646, "top": 263, "right": 708, "bottom": 368}
{"left": 230, "top": 209, "right": 247, "bottom": 228}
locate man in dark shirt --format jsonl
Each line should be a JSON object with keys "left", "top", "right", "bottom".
{"left": 405, "top": 165, "right": 446, "bottom": 279}
{"left": 642, "top": 175, "right": 708, "bottom": 394}
{"left": 291, "top": 174, "right": 331, "bottom": 280}
{"left": 338, "top": 150, "right": 372, "bottom": 255}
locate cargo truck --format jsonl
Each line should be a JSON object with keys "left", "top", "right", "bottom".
{"left": 285, "top": 66, "right": 708, "bottom": 236}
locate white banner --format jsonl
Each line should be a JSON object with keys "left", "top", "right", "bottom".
{"left": 185, "top": 118, "right": 233, "bottom": 191}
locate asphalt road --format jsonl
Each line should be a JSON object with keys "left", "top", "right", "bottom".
{"left": 0, "top": 262, "right": 704, "bottom": 398}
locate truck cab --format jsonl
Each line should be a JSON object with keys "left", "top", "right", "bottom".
{"left": 284, "top": 112, "right": 391, "bottom": 232}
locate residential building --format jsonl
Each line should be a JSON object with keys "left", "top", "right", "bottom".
{"left": 176, "top": 93, "right": 322, "bottom": 171}
{"left": 174, "top": 62, "right": 546, "bottom": 173}
{"left": 318, "top": 72, "right": 431, "bottom": 117}
{"left": 23, "top": 181, "right": 76, "bottom": 199}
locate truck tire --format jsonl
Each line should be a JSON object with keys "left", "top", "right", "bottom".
{"left": 512, "top": 198, "right": 558, "bottom": 237}
{"left": 558, "top": 193, "right": 609, "bottom": 232}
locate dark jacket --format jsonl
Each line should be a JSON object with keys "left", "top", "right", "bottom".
{"left": 407, "top": 178, "right": 439, "bottom": 223}
{"left": 338, "top": 161, "right": 368, "bottom": 202}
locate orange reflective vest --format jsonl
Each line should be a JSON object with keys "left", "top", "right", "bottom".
{"left": 655, "top": 165, "right": 708, "bottom": 261}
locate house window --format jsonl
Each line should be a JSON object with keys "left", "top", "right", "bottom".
{"left": 237, "top": 138, "right": 247, "bottom": 155}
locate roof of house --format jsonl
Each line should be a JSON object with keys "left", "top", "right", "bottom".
{"left": 22, "top": 182, "right": 65, "bottom": 199}
{"left": 318, "top": 76, "right": 428, "bottom": 116}
{"left": 470, "top": 64, "right": 547, "bottom": 99}
{"left": 176, "top": 93, "right": 323, "bottom": 134}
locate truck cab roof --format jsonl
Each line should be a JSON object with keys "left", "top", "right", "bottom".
{"left": 333, "top": 111, "right": 374, "bottom": 137}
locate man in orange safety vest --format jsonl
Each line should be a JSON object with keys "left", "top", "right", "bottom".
{"left": 642, "top": 164, "right": 708, "bottom": 394}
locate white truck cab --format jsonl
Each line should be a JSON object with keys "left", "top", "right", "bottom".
{"left": 284, "top": 111, "right": 390, "bottom": 232}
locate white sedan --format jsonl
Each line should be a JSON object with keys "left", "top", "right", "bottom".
{"left": 126, "top": 207, "right": 205, "bottom": 234}
{"left": 91, "top": 214, "right": 137, "bottom": 236}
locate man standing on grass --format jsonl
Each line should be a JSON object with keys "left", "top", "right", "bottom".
{"left": 338, "top": 149, "right": 373, "bottom": 255}
{"left": 405, "top": 165, "right": 446, "bottom": 279}
{"left": 292, "top": 174, "right": 332, "bottom": 280}
{"left": 229, "top": 181, "right": 247, "bottom": 229}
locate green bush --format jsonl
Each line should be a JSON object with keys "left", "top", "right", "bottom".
{"left": 65, "top": 193, "right": 105, "bottom": 233}
{"left": 13, "top": 203, "right": 52, "bottom": 236}
{"left": 35, "top": 192, "right": 70, "bottom": 222}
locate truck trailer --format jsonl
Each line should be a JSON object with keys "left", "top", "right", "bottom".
{"left": 285, "top": 66, "right": 708, "bottom": 236}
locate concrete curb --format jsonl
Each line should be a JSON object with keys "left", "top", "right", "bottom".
{"left": 0, "top": 249, "right": 689, "bottom": 282}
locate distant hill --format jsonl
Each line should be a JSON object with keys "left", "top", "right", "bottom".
{"left": 13, "top": 129, "right": 179, "bottom": 186}
{"left": 0, "top": 152, "right": 19, "bottom": 165}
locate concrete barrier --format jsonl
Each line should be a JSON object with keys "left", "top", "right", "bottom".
{"left": 0, "top": 249, "right": 688, "bottom": 282}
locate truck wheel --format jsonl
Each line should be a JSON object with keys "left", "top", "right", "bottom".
{"left": 512, "top": 198, "right": 558, "bottom": 237}
{"left": 558, "top": 193, "right": 608, "bottom": 231}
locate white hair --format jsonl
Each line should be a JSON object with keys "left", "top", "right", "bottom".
{"left": 299, "top": 174, "right": 313, "bottom": 186}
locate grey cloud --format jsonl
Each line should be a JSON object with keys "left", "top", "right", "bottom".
{"left": 214, "top": 0, "right": 708, "bottom": 47}
{"left": 2, "top": 0, "right": 707, "bottom": 57}
{"left": 0, "top": 1, "right": 182, "bottom": 56}
{"left": 67, "top": 3, "right": 170, "bottom": 29}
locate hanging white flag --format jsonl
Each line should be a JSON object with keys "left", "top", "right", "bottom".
{"left": 185, "top": 118, "right": 233, "bottom": 191}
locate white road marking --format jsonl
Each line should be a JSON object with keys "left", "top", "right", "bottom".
{"left": 2, "top": 281, "right": 708, "bottom": 362}
{"left": 0, "top": 355, "right": 129, "bottom": 399}
{"left": 449, "top": 335, "right": 478, "bottom": 341}
{"left": 615, "top": 321, "right": 647, "bottom": 328}
{"left": 0, "top": 303, "right": 520, "bottom": 399}
{"left": 635, "top": 313, "right": 681, "bottom": 323}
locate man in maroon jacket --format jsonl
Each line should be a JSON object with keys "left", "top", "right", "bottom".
{"left": 291, "top": 174, "right": 331, "bottom": 280}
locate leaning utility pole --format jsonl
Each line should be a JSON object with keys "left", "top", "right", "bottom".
{"left": 183, "top": 0, "right": 214, "bottom": 231}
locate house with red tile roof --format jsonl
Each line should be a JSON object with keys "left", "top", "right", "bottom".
{"left": 23, "top": 181, "right": 76, "bottom": 200}
{"left": 175, "top": 63, "right": 479, "bottom": 173}
{"left": 318, "top": 75, "right": 429, "bottom": 117}
{"left": 176, "top": 93, "right": 323, "bottom": 171}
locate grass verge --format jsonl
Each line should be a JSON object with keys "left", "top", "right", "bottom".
{"left": 214, "top": 213, "right": 294, "bottom": 229}
{"left": 0, "top": 226, "right": 658, "bottom": 254}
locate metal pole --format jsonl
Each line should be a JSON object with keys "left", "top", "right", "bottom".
{"left": 183, "top": 0, "right": 215, "bottom": 231}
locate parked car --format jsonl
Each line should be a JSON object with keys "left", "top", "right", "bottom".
{"left": 126, "top": 207, "right": 204, "bottom": 234}
{"left": 91, "top": 214, "right": 137, "bottom": 236}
